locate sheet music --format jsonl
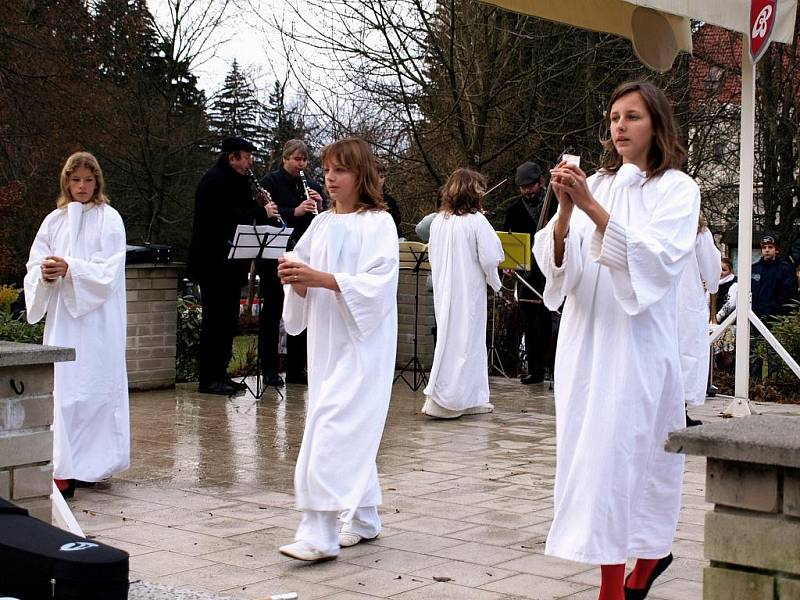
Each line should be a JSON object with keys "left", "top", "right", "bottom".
{"left": 228, "top": 224, "right": 295, "bottom": 260}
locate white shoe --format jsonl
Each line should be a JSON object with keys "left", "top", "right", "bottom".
{"left": 421, "top": 397, "right": 463, "bottom": 419}
{"left": 463, "top": 402, "right": 494, "bottom": 415}
{"left": 278, "top": 541, "right": 338, "bottom": 562}
{"left": 338, "top": 531, "right": 378, "bottom": 547}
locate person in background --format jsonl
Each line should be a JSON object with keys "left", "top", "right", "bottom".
{"left": 503, "top": 161, "right": 552, "bottom": 384}
{"left": 188, "top": 137, "right": 278, "bottom": 395}
{"left": 377, "top": 161, "right": 402, "bottom": 237}
{"left": 258, "top": 139, "right": 325, "bottom": 386}
{"left": 677, "top": 214, "right": 721, "bottom": 427}
{"left": 422, "top": 169, "right": 504, "bottom": 419}
{"left": 25, "top": 152, "right": 130, "bottom": 498}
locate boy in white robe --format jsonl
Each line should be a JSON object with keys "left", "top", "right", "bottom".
{"left": 422, "top": 168, "right": 504, "bottom": 418}
{"left": 277, "top": 138, "right": 399, "bottom": 562}
{"left": 24, "top": 152, "right": 129, "bottom": 498}
{"left": 534, "top": 82, "right": 699, "bottom": 600}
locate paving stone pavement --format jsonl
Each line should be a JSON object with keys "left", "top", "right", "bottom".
{"left": 68, "top": 378, "right": 800, "bottom": 600}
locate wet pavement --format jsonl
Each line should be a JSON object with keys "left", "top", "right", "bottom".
{"left": 69, "top": 378, "right": 800, "bottom": 599}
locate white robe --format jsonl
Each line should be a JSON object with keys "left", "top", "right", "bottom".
{"left": 677, "top": 229, "right": 721, "bottom": 406}
{"left": 533, "top": 164, "right": 700, "bottom": 564}
{"left": 423, "top": 212, "right": 504, "bottom": 411}
{"left": 24, "top": 202, "right": 130, "bottom": 482}
{"left": 283, "top": 210, "right": 398, "bottom": 519}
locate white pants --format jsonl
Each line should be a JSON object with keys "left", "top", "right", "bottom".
{"left": 295, "top": 506, "right": 381, "bottom": 554}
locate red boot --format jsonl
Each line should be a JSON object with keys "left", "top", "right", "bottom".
{"left": 55, "top": 478, "right": 76, "bottom": 499}
{"left": 599, "top": 563, "right": 625, "bottom": 600}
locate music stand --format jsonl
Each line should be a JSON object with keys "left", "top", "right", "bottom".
{"left": 394, "top": 241, "right": 431, "bottom": 391}
{"left": 228, "top": 224, "right": 294, "bottom": 398}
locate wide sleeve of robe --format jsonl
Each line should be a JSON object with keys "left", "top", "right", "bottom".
{"left": 24, "top": 211, "right": 61, "bottom": 324}
{"left": 475, "top": 214, "right": 504, "bottom": 292}
{"left": 590, "top": 169, "right": 701, "bottom": 315}
{"left": 696, "top": 228, "right": 721, "bottom": 295}
{"left": 333, "top": 213, "right": 399, "bottom": 341}
{"left": 282, "top": 215, "right": 320, "bottom": 335}
{"left": 60, "top": 207, "right": 127, "bottom": 319}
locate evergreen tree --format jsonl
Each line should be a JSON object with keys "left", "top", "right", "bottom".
{"left": 209, "top": 61, "right": 267, "bottom": 154}
{"left": 263, "top": 80, "right": 307, "bottom": 170}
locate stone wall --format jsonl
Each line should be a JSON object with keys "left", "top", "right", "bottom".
{"left": 126, "top": 264, "right": 178, "bottom": 391}
{"left": 396, "top": 270, "right": 434, "bottom": 370}
{"left": 0, "top": 342, "right": 74, "bottom": 522}
{"left": 666, "top": 416, "right": 800, "bottom": 600}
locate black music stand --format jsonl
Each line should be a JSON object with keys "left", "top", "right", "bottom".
{"left": 394, "top": 242, "right": 431, "bottom": 391}
{"left": 228, "top": 224, "right": 293, "bottom": 398}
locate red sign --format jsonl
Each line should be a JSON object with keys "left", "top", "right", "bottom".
{"left": 750, "top": 0, "right": 777, "bottom": 63}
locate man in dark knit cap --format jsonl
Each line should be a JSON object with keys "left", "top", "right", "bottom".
{"left": 188, "top": 137, "right": 278, "bottom": 395}
{"left": 503, "top": 161, "right": 553, "bottom": 384}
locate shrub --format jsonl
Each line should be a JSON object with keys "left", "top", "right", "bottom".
{"left": 176, "top": 296, "right": 202, "bottom": 383}
{"left": 0, "top": 312, "right": 44, "bottom": 344}
{"left": 0, "top": 285, "right": 19, "bottom": 314}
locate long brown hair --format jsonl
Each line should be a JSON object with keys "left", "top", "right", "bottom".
{"left": 57, "top": 152, "right": 109, "bottom": 208}
{"left": 600, "top": 81, "right": 686, "bottom": 178}
{"left": 439, "top": 168, "right": 486, "bottom": 216}
{"left": 320, "top": 138, "right": 386, "bottom": 212}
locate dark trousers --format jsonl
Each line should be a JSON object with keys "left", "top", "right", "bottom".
{"left": 520, "top": 298, "right": 552, "bottom": 378}
{"left": 198, "top": 271, "right": 242, "bottom": 385}
{"left": 258, "top": 260, "right": 307, "bottom": 378}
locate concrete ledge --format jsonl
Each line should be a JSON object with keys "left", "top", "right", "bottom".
{"left": 0, "top": 342, "right": 75, "bottom": 368}
{"left": 705, "top": 509, "right": 800, "bottom": 575}
{"left": 665, "top": 415, "right": 800, "bottom": 468}
{"left": 703, "top": 566, "right": 774, "bottom": 600}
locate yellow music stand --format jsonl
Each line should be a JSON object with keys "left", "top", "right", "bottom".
{"left": 497, "top": 231, "right": 530, "bottom": 271}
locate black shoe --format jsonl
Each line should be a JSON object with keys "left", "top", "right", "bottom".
{"left": 263, "top": 371, "right": 285, "bottom": 387}
{"left": 521, "top": 373, "right": 544, "bottom": 385}
{"left": 198, "top": 381, "right": 239, "bottom": 395}
{"left": 706, "top": 384, "right": 718, "bottom": 397}
{"left": 226, "top": 378, "right": 247, "bottom": 391}
{"left": 624, "top": 553, "right": 673, "bottom": 600}
{"left": 74, "top": 480, "right": 97, "bottom": 488}
{"left": 685, "top": 411, "right": 703, "bottom": 427}
{"left": 285, "top": 373, "right": 308, "bottom": 385}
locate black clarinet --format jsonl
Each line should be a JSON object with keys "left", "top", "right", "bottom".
{"left": 247, "top": 168, "right": 284, "bottom": 226}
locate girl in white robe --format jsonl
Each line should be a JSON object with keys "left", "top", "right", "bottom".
{"left": 277, "top": 138, "right": 399, "bottom": 562}
{"left": 677, "top": 217, "right": 721, "bottom": 421}
{"left": 422, "top": 169, "right": 504, "bottom": 418}
{"left": 24, "top": 152, "right": 129, "bottom": 498}
{"left": 533, "top": 82, "right": 699, "bottom": 600}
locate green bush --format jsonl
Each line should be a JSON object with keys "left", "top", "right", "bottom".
{"left": 0, "top": 312, "right": 44, "bottom": 344}
{"left": 765, "top": 300, "right": 800, "bottom": 381}
{"left": 176, "top": 296, "right": 202, "bottom": 383}
{"left": 0, "top": 285, "right": 18, "bottom": 315}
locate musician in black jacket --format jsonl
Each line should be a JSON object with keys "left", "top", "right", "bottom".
{"left": 503, "top": 161, "right": 552, "bottom": 384}
{"left": 188, "top": 137, "right": 278, "bottom": 395}
{"left": 258, "top": 139, "right": 325, "bottom": 386}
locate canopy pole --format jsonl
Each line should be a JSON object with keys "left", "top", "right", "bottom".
{"left": 725, "top": 34, "right": 757, "bottom": 418}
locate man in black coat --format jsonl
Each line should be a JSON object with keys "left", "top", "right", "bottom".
{"left": 188, "top": 137, "right": 278, "bottom": 395}
{"left": 503, "top": 161, "right": 552, "bottom": 384}
{"left": 751, "top": 232, "right": 797, "bottom": 380}
{"left": 258, "top": 139, "right": 325, "bottom": 386}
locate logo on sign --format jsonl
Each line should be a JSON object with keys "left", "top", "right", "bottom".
{"left": 750, "top": 0, "right": 777, "bottom": 63}
{"left": 60, "top": 542, "right": 99, "bottom": 552}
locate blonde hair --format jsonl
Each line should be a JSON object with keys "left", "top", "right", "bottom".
{"left": 320, "top": 138, "right": 386, "bottom": 212}
{"left": 439, "top": 169, "right": 486, "bottom": 216}
{"left": 57, "top": 152, "right": 109, "bottom": 208}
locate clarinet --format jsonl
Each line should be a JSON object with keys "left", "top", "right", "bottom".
{"left": 299, "top": 171, "right": 319, "bottom": 214}
{"left": 247, "top": 168, "right": 284, "bottom": 226}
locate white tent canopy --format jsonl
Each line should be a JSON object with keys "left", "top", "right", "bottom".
{"left": 483, "top": 0, "right": 800, "bottom": 414}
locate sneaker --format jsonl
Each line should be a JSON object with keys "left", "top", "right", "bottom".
{"left": 421, "top": 397, "right": 463, "bottom": 419}
{"left": 278, "top": 541, "right": 338, "bottom": 562}
{"left": 338, "top": 532, "right": 378, "bottom": 547}
{"left": 463, "top": 403, "right": 494, "bottom": 415}
{"left": 520, "top": 373, "right": 544, "bottom": 384}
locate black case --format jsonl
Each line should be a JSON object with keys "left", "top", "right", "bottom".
{"left": 125, "top": 243, "right": 172, "bottom": 264}
{"left": 0, "top": 498, "right": 129, "bottom": 599}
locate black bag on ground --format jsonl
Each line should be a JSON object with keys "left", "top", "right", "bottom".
{"left": 0, "top": 498, "right": 129, "bottom": 599}
{"left": 125, "top": 243, "right": 172, "bottom": 264}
